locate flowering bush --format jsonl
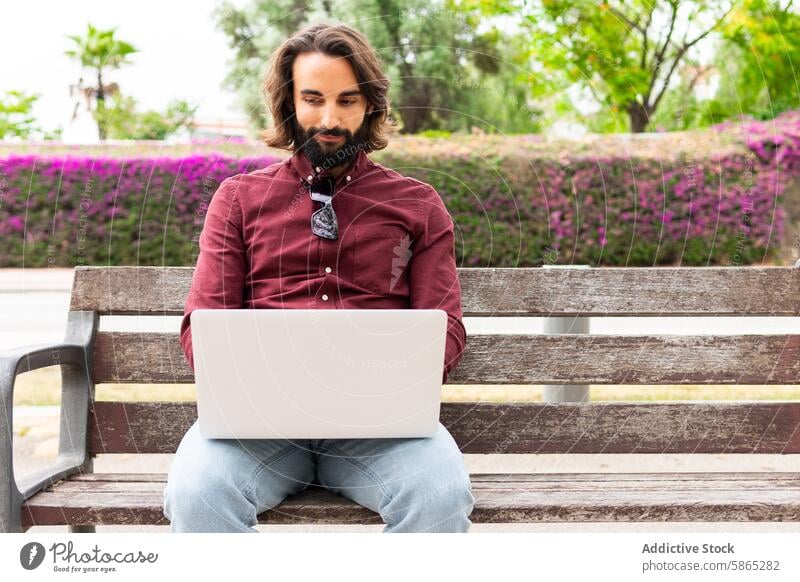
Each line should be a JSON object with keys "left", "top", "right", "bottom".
{"left": 738, "top": 110, "right": 800, "bottom": 176}
{"left": 380, "top": 126, "right": 791, "bottom": 266}
{"left": 0, "top": 155, "right": 278, "bottom": 267}
{"left": 0, "top": 112, "right": 797, "bottom": 267}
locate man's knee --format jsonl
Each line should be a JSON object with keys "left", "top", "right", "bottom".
{"left": 163, "top": 460, "right": 256, "bottom": 532}
{"left": 382, "top": 470, "right": 474, "bottom": 532}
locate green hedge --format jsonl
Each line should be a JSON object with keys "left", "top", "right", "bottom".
{"left": 0, "top": 124, "right": 793, "bottom": 268}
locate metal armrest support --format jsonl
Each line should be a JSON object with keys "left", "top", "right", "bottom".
{"left": 0, "top": 311, "right": 97, "bottom": 532}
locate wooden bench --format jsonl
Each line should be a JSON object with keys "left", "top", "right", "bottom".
{"left": 3, "top": 264, "right": 800, "bottom": 532}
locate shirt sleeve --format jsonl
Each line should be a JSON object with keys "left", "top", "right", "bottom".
{"left": 179, "top": 177, "right": 247, "bottom": 372}
{"left": 408, "top": 186, "right": 467, "bottom": 385}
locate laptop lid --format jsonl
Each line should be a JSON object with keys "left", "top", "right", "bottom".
{"left": 190, "top": 309, "right": 447, "bottom": 439}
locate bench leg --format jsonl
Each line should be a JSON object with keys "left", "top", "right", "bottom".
{"left": 0, "top": 495, "right": 23, "bottom": 533}
{"left": 68, "top": 456, "right": 96, "bottom": 533}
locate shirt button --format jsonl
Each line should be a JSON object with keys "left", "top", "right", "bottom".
{"left": 346, "top": 175, "right": 351, "bottom": 181}
{"left": 321, "top": 294, "right": 329, "bottom": 301}
{"left": 307, "top": 174, "right": 313, "bottom": 181}
{"left": 315, "top": 166, "right": 321, "bottom": 172}
{"left": 324, "top": 266, "right": 332, "bottom": 273}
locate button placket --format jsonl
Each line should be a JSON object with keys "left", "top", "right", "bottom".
{"left": 307, "top": 164, "right": 356, "bottom": 304}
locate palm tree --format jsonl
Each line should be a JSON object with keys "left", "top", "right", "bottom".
{"left": 65, "top": 24, "right": 137, "bottom": 139}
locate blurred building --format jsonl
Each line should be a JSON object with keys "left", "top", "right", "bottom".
{"left": 178, "top": 118, "right": 251, "bottom": 142}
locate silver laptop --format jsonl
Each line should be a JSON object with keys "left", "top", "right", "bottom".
{"left": 190, "top": 308, "right": 447, "bottom": 439}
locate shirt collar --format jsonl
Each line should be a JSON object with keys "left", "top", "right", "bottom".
{"left": 288, "top": 147, "right": 370, "bottom": 186}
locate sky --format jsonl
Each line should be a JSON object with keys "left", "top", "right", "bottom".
{"left": 2, "top": 0, "right": 251, "bottom": 140}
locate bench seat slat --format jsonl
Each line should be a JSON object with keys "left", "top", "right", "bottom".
{"left": 88, "top": 402, "right": 800, "bottom": 455}
{"left": 22, "top": 472, "right": 800, "bottom": 527}
{"left": 92, "top": 331, "right": 800, "bottom": 385}
{"left": 70, "top": 266, "right": 800, "bottom": 316}
{"left": 49, "top": 475, "right": 800, "bottom": 493}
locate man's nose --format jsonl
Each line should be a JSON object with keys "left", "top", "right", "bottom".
{"left": 320, "top": 104, "right": 341, "bottom": 129}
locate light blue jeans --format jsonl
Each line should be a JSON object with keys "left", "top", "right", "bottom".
{"left": 163, "top": 420, "right": 475, "bottom": 532}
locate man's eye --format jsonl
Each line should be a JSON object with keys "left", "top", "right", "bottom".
{"left": 303, "top": 98, "right": 356, "bottom": 106}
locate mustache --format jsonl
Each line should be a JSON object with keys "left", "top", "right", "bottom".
{"left": 311, "top": 128, "right": 349, "bottom": 138}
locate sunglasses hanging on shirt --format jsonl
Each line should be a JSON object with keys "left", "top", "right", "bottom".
{"left": 304, "top": 176, "right": 338, "bottom": 240}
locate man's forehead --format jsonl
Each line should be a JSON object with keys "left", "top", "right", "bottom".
{"left": 293, "top": 53, "right": 360, "bottom": 95}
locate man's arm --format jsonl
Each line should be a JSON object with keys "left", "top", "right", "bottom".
{"left": 179, "top": 177, "right": 247, "bottom": 371}
{"left": 408, "top": 186, "right": 467, "bottom": 384}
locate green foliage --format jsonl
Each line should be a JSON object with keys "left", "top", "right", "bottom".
{"left": 0, "top": 91, "right": 42, "bottom": 140}
{"left": 543, "top": 0, "right": 734, "bottom": 132}
{"left": 211, "top": 1, "right": 799, "bottom": 135}
{"left": 94, "top": 96, "right": 198, "bottom": 140}
{"left": 468, "top": 1, "right": 739, "bottom": 132}
{"left": 714, "top": 0, "right": 800, "bottom": 120}
{"left": 642, "top": 0, "right": 800, "bottom": 130}
{"left": 214, "top": 0, "right": 541, "bottom": 135}
{"left": 417, "top": 129, "right": 453, "bottom": 138}
{"left": 65, "top": 23, "right": 137, "bottom": 70}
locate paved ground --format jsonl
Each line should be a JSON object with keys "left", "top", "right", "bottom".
{"left": 5, "top": 268, "right": 800, "bottom": 532}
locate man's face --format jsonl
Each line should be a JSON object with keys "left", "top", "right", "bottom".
{"left": 291, "top": 51, "right": 373, "bottom": 171}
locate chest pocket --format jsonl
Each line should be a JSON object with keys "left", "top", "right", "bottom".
{"left": 352, "top": 224, "right": 413, "bottom": 295}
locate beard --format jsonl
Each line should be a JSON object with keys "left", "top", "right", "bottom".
{"left": 293, "top": 117, "right": 370, "bottom": 172}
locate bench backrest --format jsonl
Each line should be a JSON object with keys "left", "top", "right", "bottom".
{"left": 69, "top": 266, "right": 800, "bottom": 456}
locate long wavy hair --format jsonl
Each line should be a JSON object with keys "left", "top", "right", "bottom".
{"left": 262, "top": 22, "right": 398, "bottom": 152}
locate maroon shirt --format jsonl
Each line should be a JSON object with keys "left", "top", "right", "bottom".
{"left": 180, "top": 148, "right": 467, "bottom": 384}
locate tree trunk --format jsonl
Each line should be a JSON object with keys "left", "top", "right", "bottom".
{"left": 96, "top": 69, "right": 107, "bottom": 140}
{"left": 374, "top": 0, "right": 427, "bottom": 134}
{"left": 628, "top": 102, "right": 653, "bottom": 133}
{"left": 400, "top": 92, "right": 430, "bottom": 134}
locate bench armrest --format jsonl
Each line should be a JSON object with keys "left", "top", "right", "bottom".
{"left": 0, "top": 311, "right": 97, "bottom": 532}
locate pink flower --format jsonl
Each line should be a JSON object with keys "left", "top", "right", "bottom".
{"left": 7, "top": 216, "right": 24, "bottom": 232}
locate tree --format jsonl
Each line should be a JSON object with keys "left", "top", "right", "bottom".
{"left": 65, "top": 23, "right": 138, "bottom": 139}
{"left": 466, "top": 0, "right": 736, "bottom": 132}
{"left": 0, "top": 90, "right": 41, "bottom": 140}
{"left": 630, "top": 0, "right": 800, "bottom": 130}
{"left": 214, "top": 0, "right": 541, "bottom": 134}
